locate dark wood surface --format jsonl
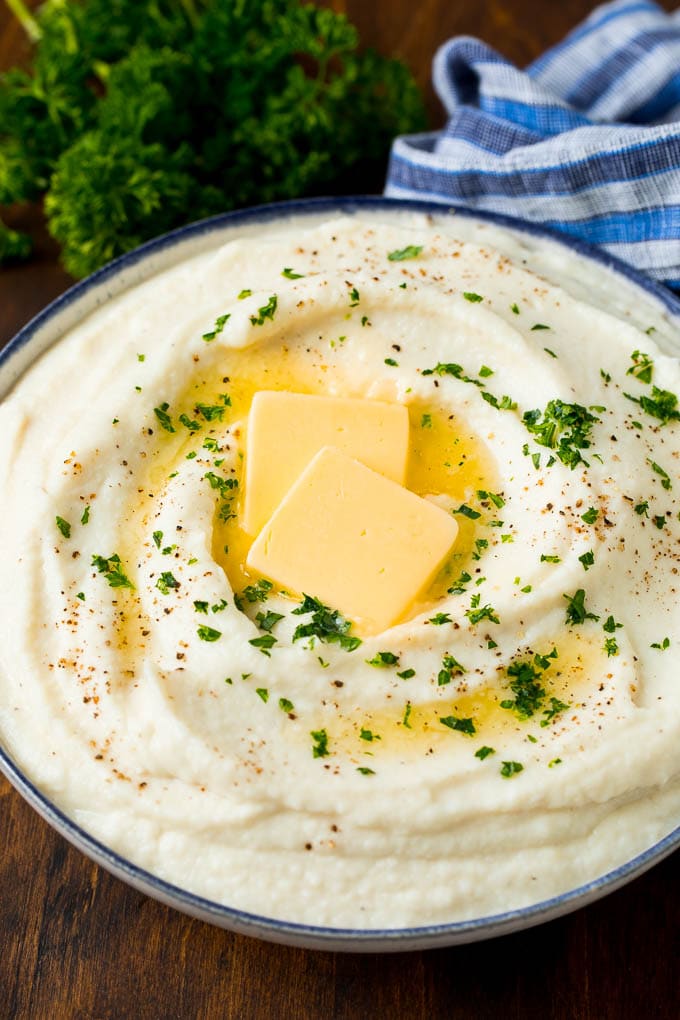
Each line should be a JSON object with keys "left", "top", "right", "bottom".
{"left": 1, "top": 2, "right": 678, "bottom": 1017}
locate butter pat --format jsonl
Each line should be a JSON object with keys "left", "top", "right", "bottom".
{"left": 242, "top": 391, "right": 409, "bottom": 535}
{"left": 246, "top": 446, "right": 459, "bottom": 634}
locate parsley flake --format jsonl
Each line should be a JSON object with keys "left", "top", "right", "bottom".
{"left": 475, "top": 746, "right": 495, "bottom": 760}
{"left": 250, "top": 294, "right": 278, "bottom": 326}
{"left": 55, "top": 516, "right": 71, "bottom": 539}
{"left": 563, "top": 589, "right": 599, "bottom": 626}
{"left": 440, "top": 715, "right": 476, "bottom": 735}
{"left": 156, "top": 571, "right": 180, "bottom": 595}
{"left": 197, "top": 625, "right": 221, "bottom": 642}
{"left": 153, "top": 402, "right": 175, "bottom": 433}
{"left": 292, "top": 594, "right": 361, "bottom": 651}
{"left": 311, "top": 729, "right": 330, "bottom": 758}
{"left": 202, "top": 312, "right": 230, "bottom": 342}
{"left": 92, "top": 553, "right": 134, "bottom": 589}
{"left": 388, "top": 245, "right": 423, "bottom": 261}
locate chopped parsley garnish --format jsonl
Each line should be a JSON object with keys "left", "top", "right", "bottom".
{"left": 479, "top": 365, "right": 494, "bottom": 377}
{"left": 197, "top": 625, "right": 221, "bottom": 642}
{"left": 448, "top": 569, "right": 472, "bottom": 594}
{"left": 626, "top": 350, "right": 653, "bottom": 384}
{"left": 281, "top": 267, "right": 304, "bottom": 279}
{"left": 651, "top": 637, "right": 670, "bottom": 650}
{"left": 452, "top": 503, "right": 481, "bottom": 520}
{"left": 462, "top": 291, "right": 483, "bottom": 303}
{"left": 581, "top": 507, "right": 598, "bottom": 525}
{"left": 648, "top": 459, "right": 672, "bottom": 490}
{"left": 152, "top": 530, "right": 163, "bottom": 549}
{"left": 196, "top": 401, "right": 228, "bottom": 422}
{"left": 634, "top": 501, "right": 649, "bottom": 517}
{"left": 625, "top": 386, "right": 680, "bottom": 426}
{"left": 202, "top": 312, "right": 230, "bottom": 342}
{"left": 402, "top": 702, "right": 413, "bottom": 729}
{"left": 522, "top": 400, "right": 600, "bottom": 470}
{"left": 422, "top": 362, "right": 482, "bottom": 386}
{"left": 578, "top": 550, "right": 595, "bottom": 571}
{"left": 156, "top": 571, "right": 180, "bottom": 595}
{"left": 357, "top": 767, "right": 376, "bottom": 776}
{"left": 543, "top": 347, "right": 557, "bottom": 358}
{"left": 438, "top": 654, "right": 466, "bottom": 685}
{"left": 153, "top": 402, "right": 175, "bottom": 433}
{"left": 365, "top": 651, "right": 400, "bottom": 667}
{"left": 80, "top": 506, "right": 90, "bottom": 525}
{"left": 472, "top": 538, "right": 488, "bottom": 561}
{"left": 428, "top": 613, "right": 451, "bottom": 625}
{"left": 310, "top": 729, "right": 330, "bottom": 758}
{"left": 76, "top": 592, "right": 85, "bottom": 601}
{"left": 481, "top": 392, "right": 517, "bottom": 410}
{"left": 604, "top": 637, "right": 619, "bottom": 657}
{"left": 563, "top": 589, "right": 599, "bottom": 626}
{"left": 511, "top": 303, "right": 520, "bottom": 314}
{"left": 440, "top": 715, "right": 476, "bottom": 735}
{"left": 179, "top": 412, "right": 201, "bottom": 432}
{"left": 237, "top": 289, "right": 252, "bottom": 300}
{"left": 360, "top": 727, "right": 380, "bottom": 742}
{"left": 384, "top": 357, "right": 398, "bottom": 366}
{"left": 249, "top": 634, "right": 277, "bottom": 654}
{"left": 476, "top": 489, "right": 505, "bottom": 508}
{"left": 240, "top": 578, "right": 273, "bottom": 604}
{"left": 653, "top": 515, "right": 666, "bottom": 530}
{"left": 475, "top": 746, "right": 495, "bottom": 760}
{"left": 397, "top": 668, "right": 416, "bottom": 680}
{"left": 387, "top": 244, "right": 423, "bottom": 261}
{"left": 256, "top": 610, "right": 284, "bottom": 632}
{"left": 500, "top": 658, "right": 547, "bottom": 720}
{"left": 541, "top": 696, "right": 569, "bottom": 726}
{"left": 348, "top": 286, "right": 360, "bottom": 306}
{"left": 421, "top": 413, "right": 432, "bottom": 428}
{"left": 279, "top": 698, "right": 295, "bottom": 713}
{"left": 193, "top": 600, "right": 209, "bottom": 614}
{"left": 92, "top": 553, "right": 134, "bottom": 589}
{"left": 466, "top": 595, "right": 500, "bottom": 626}
{"left": 292, "top": 594, "right": 361, "bottom": 651}
{"left": 250, "top": 294, "right": 278, "bottom": 326}
{"left": 603, "top": 615, "right": 623, "bottom": 634}
{"left": 541, "top": 554, "right": 561, "bottom": 563}
{"left": 500, "top": 761, "right": 523, "bottom": 778}
{"left": 530, "top": 323, "right": 550, "bottom": 331}
{"left": 548, "top": 758, "right": 562, "bottom": 768}
{"left": 255, "top": 688, "right": 269, "bottom": 702}
{"left": 55, "top": 516, "right": 71, "bottom": 539}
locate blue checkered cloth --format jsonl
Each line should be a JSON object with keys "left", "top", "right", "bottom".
{"left": 385, "top": 0, "right": 680, "bottom": 290}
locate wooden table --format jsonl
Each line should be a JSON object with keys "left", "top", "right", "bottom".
{"left": 1, "top": 3, "right": 678, "bottom": 1017}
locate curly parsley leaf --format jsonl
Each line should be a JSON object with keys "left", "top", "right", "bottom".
{"left": 387, "top": 244, "right": 423, "bottom": 261}
{"left": 292, "top": 594, "right": 361, "bottom": 651}
{"left": 92, "top": 552, "right": 134, "bottom": 589}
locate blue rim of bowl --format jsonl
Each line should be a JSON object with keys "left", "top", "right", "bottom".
{"left": 1, "top": 195, "right": 679, "bottom": 949}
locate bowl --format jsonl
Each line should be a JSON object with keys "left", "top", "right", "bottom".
{"left": 1, "top": 196, "right": 678, "bottom": 952}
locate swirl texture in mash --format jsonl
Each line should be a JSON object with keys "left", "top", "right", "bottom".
{"left": 0, "top": 213, "right": 679, "bottom": 928}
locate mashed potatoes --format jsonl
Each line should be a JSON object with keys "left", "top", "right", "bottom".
{"left": 0, "top": 210, "right": 678, "bottom": 928}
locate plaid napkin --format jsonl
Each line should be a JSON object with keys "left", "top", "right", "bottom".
{"left": 385, "top": 0, "right": 680, "bottom": 289}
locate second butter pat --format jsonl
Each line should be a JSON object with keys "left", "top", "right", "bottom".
{"left": 246, "top": 446, "right": 459, "bottom": 635}
{"left": 242, "top": 391, "right": 409, "bottom": 535}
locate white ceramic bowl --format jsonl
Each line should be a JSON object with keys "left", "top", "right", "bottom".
{"left": 1, "top": 197, "right": 678, "bottom": 952}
